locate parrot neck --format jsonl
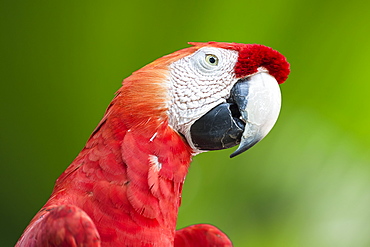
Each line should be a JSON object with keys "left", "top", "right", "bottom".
{"left": 50, "top": 55, "right": 196, "bottom": 245}
{"left": 51, "top": 101, "right": 193, "bottom": 245}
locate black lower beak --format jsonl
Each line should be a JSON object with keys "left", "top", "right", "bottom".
{"left": 190, "top": 102, "right": 245, "bottom": 151}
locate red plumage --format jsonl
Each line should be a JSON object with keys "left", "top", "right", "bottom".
{"left": 175, "top": 224, "right": 233, "bottom": 247}
{"left": 16, "top": 42, "right": 289, "bottom": 246}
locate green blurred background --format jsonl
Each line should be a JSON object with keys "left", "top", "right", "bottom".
{"left": 2, "top": 0, "right": 370, "bottom": 246}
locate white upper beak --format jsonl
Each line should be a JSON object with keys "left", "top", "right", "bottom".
{"left": 231, "top": 72, "right": 281, "bottom": 157}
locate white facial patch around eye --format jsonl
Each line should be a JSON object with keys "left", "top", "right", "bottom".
{"left": 167, "top": 47, "right": 239, "bottom": 141}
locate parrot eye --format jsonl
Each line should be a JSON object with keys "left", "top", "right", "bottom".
{"left": 205, "top": 54, "right": 219, "bottom": 66}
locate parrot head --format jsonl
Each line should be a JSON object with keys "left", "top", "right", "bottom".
{"left": 116, "top": 42, "right": 290, "bottom": 158}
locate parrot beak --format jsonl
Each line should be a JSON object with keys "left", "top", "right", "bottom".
{"left": 190, "top": 71, "right": 281, "bottom": 158}
{"left": 229, "top": 72, "right": 281, "bottom": 158}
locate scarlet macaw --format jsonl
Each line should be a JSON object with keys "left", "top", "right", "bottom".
{"left": 16, "top": 42, "right": 290, "bottom": 246}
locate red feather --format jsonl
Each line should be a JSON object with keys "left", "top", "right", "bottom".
{"left": 175, "top": 224, "right": 233, "bottom": 247}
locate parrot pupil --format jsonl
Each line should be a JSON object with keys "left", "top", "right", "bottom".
{"left": 205, "top": 54, "right": 218, "bottom": 66}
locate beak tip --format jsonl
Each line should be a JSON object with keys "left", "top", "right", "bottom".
{"left": 229, "top": 151, "right": 240, "bottom": 159}
{"left": 229, "top": 136, "right": 261, "bottom": 158}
